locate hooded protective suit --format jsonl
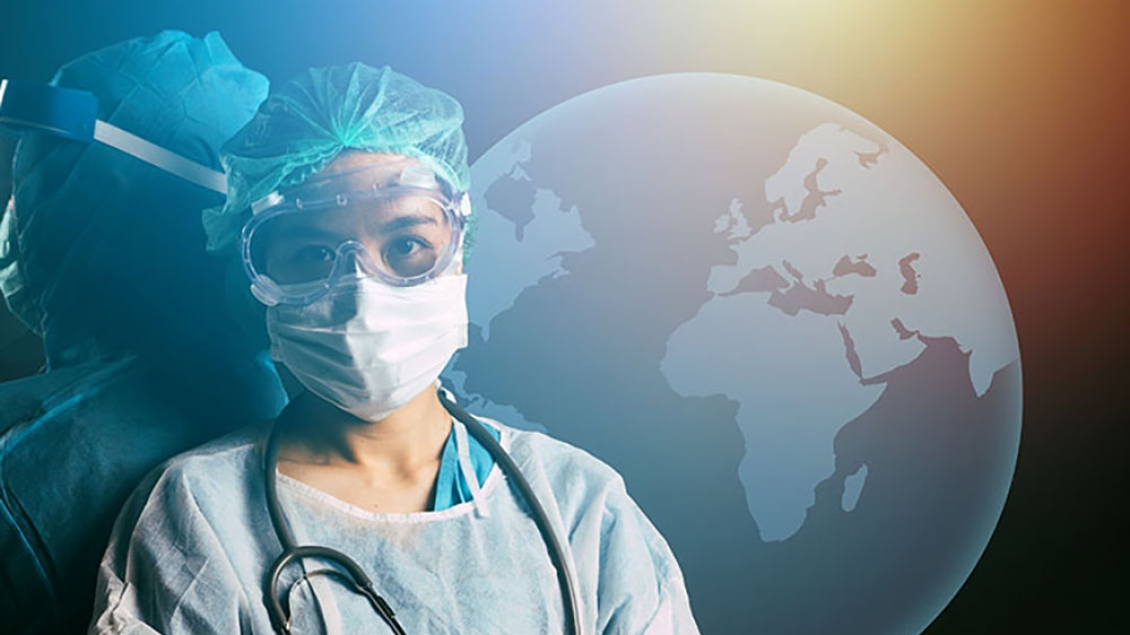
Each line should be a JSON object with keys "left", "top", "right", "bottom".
{"left": 0, "top": 31, "right": 287, "bottom": 634}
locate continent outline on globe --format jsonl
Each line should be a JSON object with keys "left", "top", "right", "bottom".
{"left": 446, "top": 73, "right": 1022, "bottom": 635}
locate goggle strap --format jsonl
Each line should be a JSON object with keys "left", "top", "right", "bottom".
{"left": 251, "top": 191, "right": 285, "bottom": 216}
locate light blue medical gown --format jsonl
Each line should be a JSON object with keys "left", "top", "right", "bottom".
{"left": 90, "top": 418, "right": 700, "bottom": 634}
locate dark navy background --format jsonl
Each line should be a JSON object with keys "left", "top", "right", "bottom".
{"left": 1, "top": 1, "right": 1125, "bottom": 632}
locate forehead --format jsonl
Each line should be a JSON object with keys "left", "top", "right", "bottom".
{"left": 294, "top": 152, "right": 437, "bottom": 197}
{"left": 265, "top": 207, "right": 448, "bottom": 251}
{"left": 268, "top": 152, "right": 448, "bottom": 234}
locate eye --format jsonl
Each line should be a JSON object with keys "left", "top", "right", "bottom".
{"left": 388, "top": 237, "right": 423, "bottom": 258}
{"left": 384, "top": 236, "right": 438, "bottom": 278}
{"left": 262, "top": 243, "right": 337, "bottom": 285}
{"left": 293, "top": 245, "right": 336, "bottom": 264}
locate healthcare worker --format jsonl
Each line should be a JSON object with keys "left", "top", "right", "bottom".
{"left": 0, "top": 32, "right": 287, "bottom": 634}
{"left": 90, "top": 63, "right": 699, "bottom": 635}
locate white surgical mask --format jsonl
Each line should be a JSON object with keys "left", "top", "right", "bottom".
{"left": 266, "top": 274, "right": 469, "bottom": 421}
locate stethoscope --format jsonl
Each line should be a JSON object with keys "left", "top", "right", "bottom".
{"left": 262, "top": 388, "right": 584, "bottom": 635}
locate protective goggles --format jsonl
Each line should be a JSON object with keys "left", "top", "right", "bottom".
{"left": 0, "top": 79, "right": 227, "bottom": 193}
{"left": 241, "top": 164, "right": 470, "bottom": 306}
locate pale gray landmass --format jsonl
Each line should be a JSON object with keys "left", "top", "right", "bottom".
{"left": 841, "top": 463, "right": 868, "bottom": 512}
{"left": 717, "top": 265, "right": 790, "bottom": 297}
{"left": 718, "top": 260, "right": 854, "bottom": 317}
{"left": 445, "top": 326, "right": 548, "bottom": 433}
{"left": 714, "top": 198, "right": 753, "bottom": 240}
{"left": 891, "top": 317, "right": 920, "bottom": 341}
{"left": 456, "top": 74, "right": 1022, "bottom": 635}
{"left": 468, "top": 149, "right": 594, "bottom": 342}
{"left": 854, "top": 136, "right": 890, "bottom": 169}
{"left": 782, "top": 259, "right": 805, "bottom": 281}
{"left": 779, "top": 157, "right": 842, "bottom": 223}
{"left": 483, "top": 170, "right": 537, "bottom": 241}
{"left": 769, "top": 277, "right": 854, "bottom": 317}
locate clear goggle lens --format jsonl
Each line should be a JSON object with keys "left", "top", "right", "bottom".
{"left": 241, "top": 187, "right": 465, "bottom": 305}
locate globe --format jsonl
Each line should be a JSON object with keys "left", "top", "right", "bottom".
{"left": 442, "top": 73, "right": 1022, "bottom": 635}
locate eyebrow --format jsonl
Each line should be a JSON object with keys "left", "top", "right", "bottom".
{"left": 267, "top": 225, "right": 341, "bottom": 243}
{"left": 378, "top": 214, "right": 440, "bottom": 235}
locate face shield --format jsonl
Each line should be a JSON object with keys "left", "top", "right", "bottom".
{"left": 240, "top": 162, "right": 470, "bottom": 306}
{"left": 0, "top": 79, "right": 227, "bottom": 194}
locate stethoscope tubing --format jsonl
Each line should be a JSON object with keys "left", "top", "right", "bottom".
{"left": 262, "top": 390, "right": 584, "bottom": 635}
{"left": 439, "top": 390, "right": 585, "bottom": 635}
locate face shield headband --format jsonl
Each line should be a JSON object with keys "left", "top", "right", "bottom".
{"left": 0, "top": 79, "right": 227, "bottom": 194}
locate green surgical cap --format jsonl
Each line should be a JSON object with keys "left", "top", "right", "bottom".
{"left": 204, "top": 63, "right": 471, "bottom": 255}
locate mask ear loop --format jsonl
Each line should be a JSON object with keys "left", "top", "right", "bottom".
{"left": 453, "top": 417, "right": 489, "bottom": 518}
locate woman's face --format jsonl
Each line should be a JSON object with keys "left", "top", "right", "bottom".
{"left": 254, "top": 153, "right": 461, "bottom": 287}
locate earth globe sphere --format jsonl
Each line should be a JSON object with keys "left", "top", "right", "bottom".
{"left": 442, "top": 73, "right": 1022, "bottom": 635}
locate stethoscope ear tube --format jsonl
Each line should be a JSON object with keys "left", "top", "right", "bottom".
{"left": 437, "top": 390, "right": 585, "bottom": 635}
